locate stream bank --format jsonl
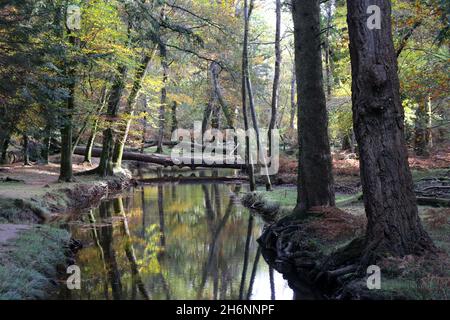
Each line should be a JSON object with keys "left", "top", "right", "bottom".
{"left": 0, "top": 163, "right": 132, "bottom": 299}
{"left": 243, "top": 179, "right": 450, "bottom": 300}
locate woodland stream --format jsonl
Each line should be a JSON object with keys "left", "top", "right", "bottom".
{"left": 57, "top": 169, "right": 294, "bottom": 300}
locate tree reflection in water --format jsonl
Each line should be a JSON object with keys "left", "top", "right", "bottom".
{"left": 64, "top": 181, "right": 293, "bottom": 300}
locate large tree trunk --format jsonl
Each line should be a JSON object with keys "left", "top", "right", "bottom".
{"left": 292, "top": 0, "right": 335, "bottom": 214}
{"left": 59, "top": 36, "right": 78, "bottom": 181}
{"left": 347, "top": 0, "right": 435, "bottom": 264}
{"left": 58, "top": 11, "right": 76, "bottom": 182}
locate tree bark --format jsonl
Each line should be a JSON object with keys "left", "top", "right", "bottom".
{"left": 98, "top": 65, "right": 128, "bottom": 177}
{"left": 414, "top": 100, "right": 430, "bottom": 157}
{"left": 59, "top": 32, "right": 79, "bottom": 182}
{"left": 242, "top": 0, "right": 256, "bottom": 191}
{"left": 1, "top": 135, "right": 10, "bottom": 165}
{"left": 23, "top": 134, "right": 30, "bottom": 166}
{"left": 112, "top": 49, "right": 156, "bottom": 169}
{"left": 157, "top": 43, "right": 168, "bottom": 154}
{"left": 346, "top": 0, "right": 435, "bottom": 264}
{"left": 41, "top": 123, "right": 51, "bottom": 164}
{"left": 269, "top": 0, "right": 282, "bottom": 155}
{"left": 171, "top": 101, "right": 178, "bottom": 133}
{"left": 324, "top": 0, "right": 334, "bottom": 98}
{"left": 289, "top": 65, "right": 296, "bottom": 130}
{"left": 292, "top": 0, "right": 335, "bottom": 214}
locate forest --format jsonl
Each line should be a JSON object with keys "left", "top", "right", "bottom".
{"left": 0, "top": 0, "right": 449, "bottom": 302}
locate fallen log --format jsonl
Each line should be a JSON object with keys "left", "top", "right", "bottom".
{"left": 138, "top": 176, "right": 248, "bottom": 185}
{"left": 73, "top": 146, "right": 246, "bottom": 170}
{"left": 416, "top": 197, "right": 450, "bottom": 207}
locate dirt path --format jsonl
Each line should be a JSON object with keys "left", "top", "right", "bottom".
{"left": 0, "top": 224, "right": 30, "bottom": 246}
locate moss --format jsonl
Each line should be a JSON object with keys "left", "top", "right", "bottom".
{"left": 381, "top": 276, "right": 450, "bottom": 300}
{"left": 0, "top": 225, "right": 70, "bottom": 300}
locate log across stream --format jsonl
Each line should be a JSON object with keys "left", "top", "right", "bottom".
{"left": 74, "top": 147, "right": 246, "bottom": 170}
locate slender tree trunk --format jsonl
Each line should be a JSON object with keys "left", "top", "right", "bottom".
{"left": 171, "top": 101, "right": 178, "bottom": 133}
{"left": 347, "top": 0, "right": 435, "bottom": 264}
{"left": 1, "top": 136, "right": 10, "bottom": 165}
{"left": 141, "top": 98, "right": 149, "bottom": 154}
{"left": 41, "top": 123, "right": 51, "bottom": 164}
{"left": 157, "top": 43, "right": 168, "bottom": 154}
{"left": 269, "top": 0, "right": 282, "bottom": 156}
{"left": 242, "top": 0, "right": 256, "bottom": 191}
{"left": 244, "top": 1, "right": 272, "bottom": 191}
{"left": 113, "top": 50, "right": 155, "bottom": 169}
{"left": 84, "top": 87, "right": 109, "bottom": 164}
{"left": 98, "top": 65, "right": 128, "bottom": 177}
{"left": 324, "top": 0, "right": 334, "bottom": 98}
{"left": 292, "top": 0, "right": 335, "bottom": 215}
{"left": 23, "top": 134, "right": 30, "bottom": 166}
{"left": 289, "top": 66, "right": 296, "bottom": 130}
{"left": 84, "top": 130, "right": 97, "bottom": 164}
{"left": 246, "top": 76, "right": 272, "bottom": 191}
{"left": 414, "top": 101, "right": 430, "bottom": 157}
{"left": 211, "top": 62, "right": 235, "bottom": 130}
{"left": 427, "top": 96, "right": 433, "bottom": 149}
{"left": 58, "top": 10, "right": 76, "bottom": 182}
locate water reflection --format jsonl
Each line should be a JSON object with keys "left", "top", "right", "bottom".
{"left": 63, "top": 181, "right": 293, "bottom": 300}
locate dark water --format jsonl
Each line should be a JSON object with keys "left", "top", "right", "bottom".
{"left": 59, "top": 172, "right": 293, "bottom": 300}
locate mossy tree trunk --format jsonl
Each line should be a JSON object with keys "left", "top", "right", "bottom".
{"left": 113, "top": 48, "right": 156, "bottom": 169}
{"left": 98, "top": 65, "right": 128, "bottom": 177}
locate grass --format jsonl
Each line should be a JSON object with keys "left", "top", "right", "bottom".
{"left": 144, "top": 146, "right": 172, "bottom": 156}
{"left": 256, "top": 186, "right": 362, "bottom": 210}
{"left": 0, "top": 225, "right": 70, "bottom": 300}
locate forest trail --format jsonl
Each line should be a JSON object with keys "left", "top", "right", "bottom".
{"left": 0, "top": 224, "right": 30, "bottom": 247}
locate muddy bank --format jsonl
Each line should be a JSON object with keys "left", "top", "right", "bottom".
{"left": 0, "top": 168, "right": 132, "bottom": 300}
{"left": 0, "top": 172, "right": 132, "bottom": 224}
{"left": 243, "top": 190, "right": 450, "bottom": 300}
